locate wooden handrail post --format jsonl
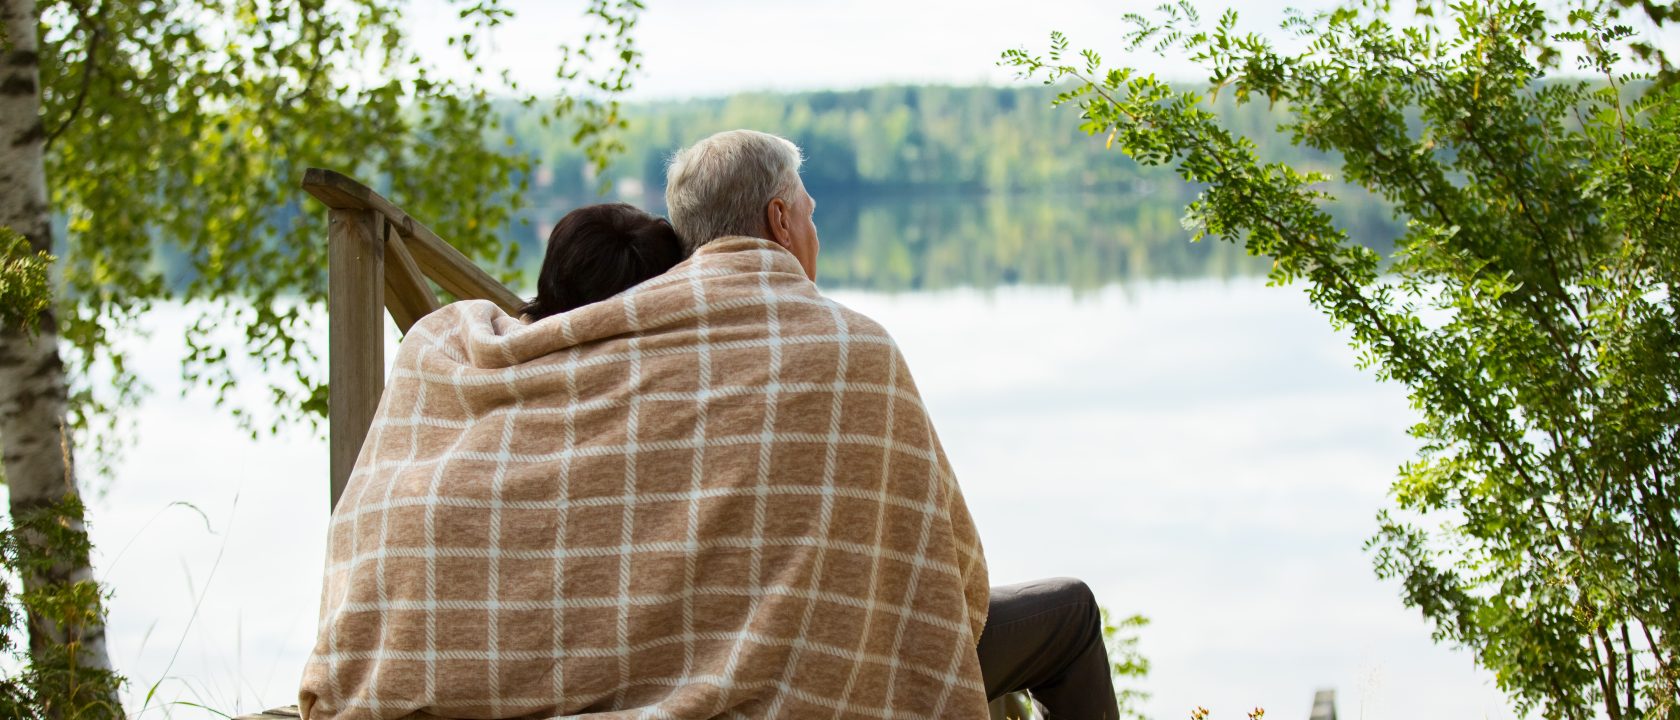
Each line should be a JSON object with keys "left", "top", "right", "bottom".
{"left": 383, "top": 228, "right": 442, "bottom": 334}
{"left": 327, "top": 209, "right": 385, "bottom": 509}
{"left": 303, "top": 166, "right": 525, "bottom": 509}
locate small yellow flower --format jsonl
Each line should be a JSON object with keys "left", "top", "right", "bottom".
{"left": 1190, "top": 707, "right": 1211, "bottom": 720}
{"left": 1249, "top": 708, "right": 1266, "bottom": 720}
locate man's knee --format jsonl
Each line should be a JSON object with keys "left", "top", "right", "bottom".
{"left": 1044, "top": 576, "right": 1096, "bottom": 611}
{"left": 1036, "top": 577, "right": 1101, "bottom": 639}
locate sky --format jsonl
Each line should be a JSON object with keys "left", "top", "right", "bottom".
{"left": 401, "top": 0, "right": 1680, "bottom": 103}
{"left": 402, "top": 0, "right": 1349, "bottom": 100}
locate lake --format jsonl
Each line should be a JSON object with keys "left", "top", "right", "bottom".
{"left": 64, "top": 190, "right": 1516, "bottom": 718}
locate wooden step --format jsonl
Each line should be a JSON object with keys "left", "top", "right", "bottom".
{"left": 233, "top": 706, "right": 300, "bottom": 719}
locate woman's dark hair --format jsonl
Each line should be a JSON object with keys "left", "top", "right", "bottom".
{"left": 520, "top": 203, "right": 684, "bottom": 320}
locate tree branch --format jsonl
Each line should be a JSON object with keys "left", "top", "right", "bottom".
{"left": 42, "top": 0, "right": 101, "bottom": 149}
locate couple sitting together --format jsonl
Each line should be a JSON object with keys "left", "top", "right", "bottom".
{"left": 300, "top": 130, "right": 1119, "bottom": 719}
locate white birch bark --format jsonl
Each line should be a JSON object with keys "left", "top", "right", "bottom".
{"left": 1, "top": 0, "right": 120, "bottom": 694}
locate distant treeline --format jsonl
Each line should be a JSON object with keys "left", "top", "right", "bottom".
{"left": 507, "top": 84, "right": 1342, "bottom": 199}
{"left": 491, "top": 84, "right": 1401, "bottom": 290}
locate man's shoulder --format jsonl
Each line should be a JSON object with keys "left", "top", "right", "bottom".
{"left": 828, "top": 300, "right": 892, "bottom": 341}
{"left": 759, "top": 287, "right": 889, "bottom": 338}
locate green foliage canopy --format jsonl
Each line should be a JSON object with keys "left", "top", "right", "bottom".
{"left": 1104, "top": 610, "right": 1151, "bottom": 720}
{"left": 1005, "top": 1, "right": 1678, "bottom": 718}
{"left": 36, "top": 0, "right": 644, "bottom": 460}
{"left": 0, "top": 227, "right": 52, "bottom": 336}
{"left": 0, "top": 497, "right": 122, "bottom": 717}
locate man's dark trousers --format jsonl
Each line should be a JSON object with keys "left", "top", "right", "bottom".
{"left": 976, "top": 577, "right": 1120, "bottom": 720}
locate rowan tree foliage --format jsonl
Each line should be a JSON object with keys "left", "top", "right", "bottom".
{"left": 1005, "top": 2, "right": 1678, "bottom": 718}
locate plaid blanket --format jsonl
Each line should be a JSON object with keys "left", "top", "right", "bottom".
{"left": 300, "top": 237, "right": 990, "bottom": 719}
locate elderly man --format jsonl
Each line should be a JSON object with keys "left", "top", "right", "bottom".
{"left": 668, "top": 130, "right": 1119, "bottom": 719}
{"left": 301, "top": 129, "right": 1114, "bottom": 719}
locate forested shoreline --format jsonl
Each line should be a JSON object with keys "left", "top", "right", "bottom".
{"left": 510, "top": 84, "right": 1344, "bottom": 200}
{"left": 495, "top": 84, "right": 1398, "bottom": 290}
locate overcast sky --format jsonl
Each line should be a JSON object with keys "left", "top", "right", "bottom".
{"left": 403, "top": 1, "right": 1680, "bottom": 101}
{"left": 401, "top": 1, "right": 1677, "bottom": 100}
{"left": 402, "top": 0, "right": 1352, "bottom": 100}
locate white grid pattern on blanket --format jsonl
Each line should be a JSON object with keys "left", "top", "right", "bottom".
{"left": 302, "top": 239, "right": 989, "bottom": 720}
{"left": 613, "top": 290, "right": 643, "bottom": 711}
{"left": 665, "top": 262, "right": 713, "bottom": 719}
{"left": 834, "top": 336, "right": 899, "bottom": 717}
{"left": 370, "top": 378, "right": 932, "bottom": 429}
{"left": 416, "top": 345, "right": 444, "bottom": 707}
{"left": 763, "top": 294, "right": 850, "bottom": 718}
{"left": 712, "top": 247, "right": 786, "bottom": 714}
{"left": 551, "top": 311, "right": 578, "bottom": 720}
{"left": 318, "top": 624, "right": 981, "bottom": 691}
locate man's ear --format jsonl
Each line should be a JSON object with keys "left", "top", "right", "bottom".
{"left": 764, "top": 197, "right": 793, "bottom": 248}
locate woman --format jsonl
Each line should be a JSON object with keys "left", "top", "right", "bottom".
{"left": 520, "top": 202, "right": 686, "bottom": 319}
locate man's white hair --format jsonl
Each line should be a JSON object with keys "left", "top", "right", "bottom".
{"left": 665, "top": 129, "right": 804, "bottom": 252}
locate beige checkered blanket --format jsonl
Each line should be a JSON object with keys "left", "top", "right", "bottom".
{"left": 300, "top": 237, "right": 990, "bottom": 719}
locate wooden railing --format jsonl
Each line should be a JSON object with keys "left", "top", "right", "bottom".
{"left": 299, "top": 168, "right": 523, "bottom": 509}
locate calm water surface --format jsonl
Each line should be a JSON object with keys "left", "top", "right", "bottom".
{"left": 72, "top": 193, "right": 1514, "bottom": 719}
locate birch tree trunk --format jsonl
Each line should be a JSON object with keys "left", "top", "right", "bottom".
{"left": 0, "top": 0, "right": 120, "bottom": 702}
